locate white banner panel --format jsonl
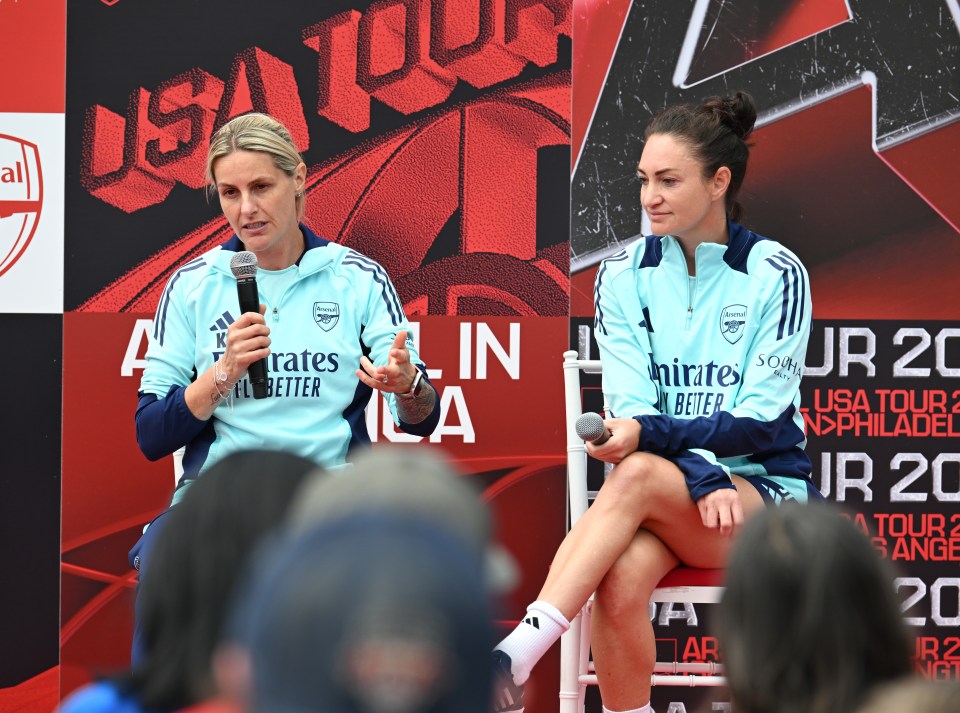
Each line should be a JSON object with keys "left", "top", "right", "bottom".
{"left": 0, "top": 113, "right": 64, "bottom": 314}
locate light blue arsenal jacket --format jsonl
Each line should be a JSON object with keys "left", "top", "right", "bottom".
{"left": 136, "top": 225, "right": 439, "bottom": 489}
{"left": 594, "top": 221, "right": 816, "bottom": 501}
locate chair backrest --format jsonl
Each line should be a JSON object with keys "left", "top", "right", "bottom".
{"left": 563, "top": 350, "right": 601, "bottom": 525}
{"left": 563, "top": 350, "right": 607, "bottom": 528}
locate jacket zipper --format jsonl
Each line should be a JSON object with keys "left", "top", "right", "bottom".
{"left": 684, "top": 249, "right": 697, "bottom": 330}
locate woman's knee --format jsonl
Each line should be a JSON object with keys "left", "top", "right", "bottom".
{"left": 601, "top": 452, "right": 680, "bottom": 510}
{"left": 595, "top": 564, "right": 648, "bottom": 622}
{"left": 595, "top": 532, "right": 676, "bottom": 620}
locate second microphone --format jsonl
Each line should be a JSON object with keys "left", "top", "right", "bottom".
{"left": 575, "top": 412, "right": 611, "bottom": 445}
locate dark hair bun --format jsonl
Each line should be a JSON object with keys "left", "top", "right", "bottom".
{"left": 702, "top": 91, "right": 757, "bottom": 141}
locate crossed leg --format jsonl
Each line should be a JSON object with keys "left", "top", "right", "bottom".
{"left": 537, "top": 451, "right": 764, "bottom": 710}
{"left": 590, "top": 529, "right": 677, "bottom": 708}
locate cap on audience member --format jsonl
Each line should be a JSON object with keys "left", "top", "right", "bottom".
{"left": 286, "top": 445, "right": 518, "bottom": 593}
{"left": 221, "top": 513, "right": 495, "bottom": 713}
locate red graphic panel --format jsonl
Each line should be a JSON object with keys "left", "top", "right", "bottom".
{"left": 60, "top": 314, "right": 175, "bottom": 693}
{"left": 880, "top": 120, "right": 960, "bottom": 235}
{"left": 78, "top": 75, "right": 570, "bottom": 317}
{"left": 744, "top": 87, "right": 960, "bottom": 319}
{"left": 0, "top": 0, "right": 66, "bottom": 114}
{"left": 570, "top": 1, "right": 960, "bottom": 709}
{"left": 60, "top": 313, "right": 571, "bottom": 707}
{"left": 0, "top": 669, "right": 59, "bottom": 713}
{"left": 758, "top": 0, "right": 851, "bottom": 54}
{"left": 358, "top": 0, "right": 458, "bottom": 113}
{"left": 301, "top": 0, "right": 569, "bottom": 133}
{"left": 80, "top": 96, "right": 178, "bottom": 214}
{"left": 58, "top": 2, "right": 572, "bottom": 709}
{"left": 571, "top": 0, "right": 630, "bottom": 167}
{"left": 80, "top": 48, "right": 310, "bottom": 214}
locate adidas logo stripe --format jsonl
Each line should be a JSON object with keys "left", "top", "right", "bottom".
{"left": 209, "top": 311, "right": 234, "bottom": 332}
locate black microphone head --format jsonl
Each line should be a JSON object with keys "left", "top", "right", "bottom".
{"left": 575, "top": 412, "right": 606, "bottom": 442}
{"left": 230, "top": 251, "right": 259, "bottom": 279}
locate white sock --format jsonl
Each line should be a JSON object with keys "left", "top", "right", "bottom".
{"left": 602, "top": 705, "right": 652, "bottom": 713}
{"left": 494, "top": 600, "right": 570, "bottom": 685}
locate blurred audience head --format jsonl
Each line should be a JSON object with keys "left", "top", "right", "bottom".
{"left": 287, "top": 445, "right": 517, "bottom": 593}
{"left": 215, "top": 445, "right": 506, "bottom": 713}
{"left": 132, "top": 449, "right": 321, "bottom": 710}
{"left": 219, "top": 513, "right": 495, "bottom": 713}
{"left": 716, "top": 502, "right": 912, "bottom": 713}
{"left": 854, "top": 677, "right": 960, "bottom": 713}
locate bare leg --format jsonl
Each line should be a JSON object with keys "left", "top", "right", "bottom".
{"left": 495, "top": 452, "right": 762, "bottom": 711}
{"left": 591, "top": 529, "right": 677, "bottom": 709}
{"left": 585, "top": 461, "right": 766, "bottom": 710}
{"left": 538, "top": 451, "right": 757, "bottom": 619}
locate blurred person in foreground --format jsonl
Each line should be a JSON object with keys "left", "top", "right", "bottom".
{"left": 715, "top": 502, "right": 913, "bottom": 713}
{"left": 59, "top": 449, "right": 321, "bottom": 713}
{"left": 212, "top": 445, "right": 510, "bottom": 713}
{"left": 854, "top": 678, "right": 960, "bottom": 713}
{"left": 284, "top": 445, "right": 518, "bottom": 595}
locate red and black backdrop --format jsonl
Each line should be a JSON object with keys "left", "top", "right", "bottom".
{"left": 572, "top": 1, "right": 960, "bottom": 710}
{"left": 3, "top": 0, "right": 571, "bottom": 710}
{"left": 0, "top": 1, "right": 958, "bottom": 712}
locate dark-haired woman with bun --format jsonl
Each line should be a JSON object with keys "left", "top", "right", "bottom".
{"left": 491, "top": 92, "right": 822, "bottom": 713}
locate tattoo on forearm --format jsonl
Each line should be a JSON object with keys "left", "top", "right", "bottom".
{"left": 396, "top": 386, "right": 437, "bottom": 424}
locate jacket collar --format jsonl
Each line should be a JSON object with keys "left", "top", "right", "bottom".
{"left": 214, "top": 224, "right": 334, "bottom": 275}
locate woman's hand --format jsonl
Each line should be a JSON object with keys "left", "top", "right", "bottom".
{"left": 586, "top": 417, "right": 641, "bottom": 464}
{"left": 184, "top": 304, "right": 270, "bottom": 420}
{"left": 221, "top": 305, "right": 271, "bottom": 382}
{"left": 696, "top": 487, "right": 744, "bottom": 537}
{"left": 356, "top": 330, "right": 419, "bottom": 394}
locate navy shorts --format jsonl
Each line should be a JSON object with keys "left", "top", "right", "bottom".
{"left": 741, "top": 474, "right": 824, "bottom": 505}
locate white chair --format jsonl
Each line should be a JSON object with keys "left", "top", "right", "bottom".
{"left": 559, "top": 350, "right": 726, "bottom": 713}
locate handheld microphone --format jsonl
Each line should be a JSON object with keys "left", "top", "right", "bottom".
{"left": 575, "top": 412, "right": 611, "bottom": 445}
{"left": 229, "top": 251, "right": 268, "bottom": 399}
